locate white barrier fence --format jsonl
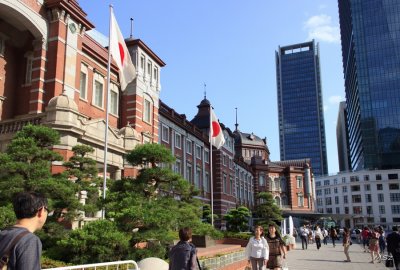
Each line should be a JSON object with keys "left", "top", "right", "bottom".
{"left": 44, "top": 260, "right": 139, "bottom": 270}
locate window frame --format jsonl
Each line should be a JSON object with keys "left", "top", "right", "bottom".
{"left": 93, "top": 74, "right": 104, "bottom": 109}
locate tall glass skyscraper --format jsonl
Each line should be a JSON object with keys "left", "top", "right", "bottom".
{"left": 338, "top": 0, "right": 400, "bottom": 170}
{"left": 276, "top": 40, "right": 328, "bottom": 176}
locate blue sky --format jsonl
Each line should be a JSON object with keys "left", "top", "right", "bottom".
{"left": 79, "top": 0, "right": 345, "bottom": 174}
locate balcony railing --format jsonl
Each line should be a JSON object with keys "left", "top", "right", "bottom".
{"left": 0, "top": 115, "right": 45, "bottom": 134}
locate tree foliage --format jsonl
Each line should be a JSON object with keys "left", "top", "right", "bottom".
{"left": 105, "top": 143, "right": 219, "bottom": 259}
{"left": 224, "top": 206, "right": 251, "bottom": 232}
{"left": 254, "top": 192, "right": 283, "bottom": 227}
{"left": 0, "top": 125, "right": 79, "bottom": 222}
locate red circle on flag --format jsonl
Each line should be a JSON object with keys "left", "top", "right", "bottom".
{"left": 118, "top": 42, "right": 125, "bottom": 65}
{"left": 212, "top": 121, "right": 220, "bottom": 137}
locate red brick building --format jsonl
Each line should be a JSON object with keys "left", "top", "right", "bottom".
{"left": 0, "top": 0, "right": 164, "bottom": 179}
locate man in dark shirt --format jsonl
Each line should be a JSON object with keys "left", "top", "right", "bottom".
{"left": 169, "top": 227, "right": 197, "bottom": 270}
{"left": 386, "top": 226, "right": 400, "bottom": 270}
{"left": 0, "top": 192, "right": 49, "bottom": 270}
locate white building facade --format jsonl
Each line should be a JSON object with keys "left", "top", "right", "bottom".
{"left": 315, "top": 169, "right": 400, "bottom": 229}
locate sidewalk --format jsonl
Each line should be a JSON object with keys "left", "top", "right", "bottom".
{"left": 284, "top": 239, "right": 387, "bottom": 270}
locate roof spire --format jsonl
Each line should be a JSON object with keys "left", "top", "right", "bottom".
{"left": 130, "top": 18, "right": 134, "bottom": 39}
{"left": 235, "top": 107, "right": 239, "bottom": 131}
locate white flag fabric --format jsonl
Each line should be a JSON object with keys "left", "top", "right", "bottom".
{"left": 110, "top": 11, "right": 136, "bottom": 90}
{"left": 210, "top": 108, "right": 225, "bottom": 149}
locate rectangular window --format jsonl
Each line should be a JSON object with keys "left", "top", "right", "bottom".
{"left": 230, "top": 177, "right": 234, "bottom": 195}
{"left": 110, "top": 84, "right": 118, "bottom": 115}
{"left": 325, "top": 197, "right": 332, "bottom": 205}
{"left": 391, "top": 205, "right": 400, "bottom": 214}
{"left": 366, "top": 206, "right": 373, "bottom": 215}
{"left": 350, "top": 176, "right": 359, "bottom": 182}
{"left": 175, "top": 133, "right": 182, "bottom": 149}
{"left": 335, "top": 196, "right": 339, "bottom": 204}
{"left": 352, "top": 195, "right": 362, "bottom": 203}
{"left": 351, "top": 185, "right": 360, "bottom": 192}
{"left": 186, "top": 163, "right": 192, "bottom": 182}
{"left": 324, "top": 188, "right": 331, "bottom": 195}
{"left": 379, "top": 205, "right": 385, "bottom": 214}
{"left": 223, "top": 174, "right": 227, "bottom": 194}
{"left": 388, "top": 173, "right": 398, "bottom": 180}
{"left": 344, "top": 207, "right": 349, "bottom": 214}
{"left": 94, "top": 80, "right": 103, "bottom": 107}
{"left": 204, "top": 149, "right": 210, "bottom": 163}
{"left": 195, "top": 169, "right": 201, "bottom": 188}
{"left": 336, "top": 207, "right": 340, "bottom": 214}
{"left": 378, "top": 193, "right": 384, "bottom": 202}
{"left": 334, "top": 187, "right": 338, "bottom": 194}
{"left": 153, "top": 67, "right": 158, "bottom": 82}
{"left": 297, "top": 176, "right": 303, "bottom": 188}
{"left": 364, "top": 175, "right": 369, "bottom": 181}
{"left": 389, "top": 183, "right": 399, "bottom": 190}
{"left": 147, "top": 61, "right": 152, "bottom": 76}
{"left": 342, "top": 177, "right": 346, "bottom": 183}
{"left": 376, "top": 174, "right": 382, "bottom": 180}
{"left": 365, "top": 194, "right": 372, "bottom": 203}
{"left": 316, "top": 198, "right": 323, "bottom": 206}
{"left": 298, "top": 195, "right": 304, "bottom": 207}
{"left": 316, "top": 190, "right": 322, "bottom": 196}
{"left": 353, "top": 206, "right": 362, "bottom": 214}
{"left": 223, "top": 155, "right": 227, "bottom": 166}
{"left": 342, "top": 186, "right": 347, "bottom": 193}
{"left": 161, "top": 125, "right": 169, "bottom": 143}
{"left": 140, "top": 54, "right": 145, "bottom": 71}
{"left": 323, "top": 180, "right": 330, "bottom": 186}
{"left": 390, "top": 193, "right": 400, "bottom": 202}
{"left": 175, "top": 159, "right": 181, "bottom": 175}
{"left": 326, "top": 208, "right": 332, "bottom": 214}
{"left": 186, "top": 140, "right": 192, "bottom": 154}
{"left": 364, "top": 184, "right": 370, "bottom": 191}
{"left": 79, "top": 64, "right": 88, "bottom": 99}
{"left": 143, "top": 99, "right": 151, "bottom": 122}
{"left": 344, "top": 195, "right": 348, "bottom": 204}
{"left": 196, "top": 145, "right": 202, "bottom": 159}
{"left": 377, "top": 184, "right": 383, "bottom": 190}
{"left": 204, "top": 172, "right": 210, "bottom": 192}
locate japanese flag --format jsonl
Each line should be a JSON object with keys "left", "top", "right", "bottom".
{"left": 110, "top": 11, "right": 136, "bottom": 90}
{"left": 210, "top": 108, "right": 225, "bottom": 149}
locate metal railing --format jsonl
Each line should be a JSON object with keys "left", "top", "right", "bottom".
{"left": 44, "top": 260, "right": 139, "bottom": 270}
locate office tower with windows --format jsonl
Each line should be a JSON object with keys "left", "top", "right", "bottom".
{"left": 338, "top": 0, "right": 400, "bottom": 170}
{"left": 276, "top": 40, "right": 328, "bottom": 176}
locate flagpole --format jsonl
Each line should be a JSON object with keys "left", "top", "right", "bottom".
{"left": 209, "top": 104, "right": 214, "bottom": 227}
{"left": 102, "top": 4, "right": 113, "bottom": 219}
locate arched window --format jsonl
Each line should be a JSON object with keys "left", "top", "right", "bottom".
{"left": 280, "top": 177, "right": 286, "bottom": 192}
{"left": 275, "top": 196, "right": 281, "bottom": 206}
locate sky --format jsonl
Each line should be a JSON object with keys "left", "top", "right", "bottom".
{"left": 79, "top": 0, "right": 345, "bottom": 174}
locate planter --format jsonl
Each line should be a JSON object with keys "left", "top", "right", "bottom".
{"left": 192, "top": 235, "right": 215, "bottom": 247}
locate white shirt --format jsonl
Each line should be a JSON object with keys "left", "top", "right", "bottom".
{"left": 245, "top": 236, "right": 269, "bottom": 259}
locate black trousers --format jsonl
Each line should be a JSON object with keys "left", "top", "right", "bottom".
{"left": 315, "top": 237, "right": 321, "bottom": 249}
{"left": 301, "top": 235, "right": 308, "bottom": 249}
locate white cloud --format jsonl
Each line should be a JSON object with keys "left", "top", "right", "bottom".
{"left": 329, "top": 95, "right": 344, "bottom": 104}
{"left": 324, "top": 105, "right": 328, "bottom": 112}
{"left": 304, "top": 14, "right": 340, "bottom": 43}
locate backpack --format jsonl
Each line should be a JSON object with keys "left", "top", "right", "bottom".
{"left": 0, "top": 231, "right": 29, "bottom": 270}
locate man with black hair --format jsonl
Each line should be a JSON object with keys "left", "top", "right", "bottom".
{"left": 169, "top": 227, "right": 198, "bottom": 270}
{"left": 387, "top": 226, "right": 400, "bottom": 270}
{"left": 0, "top": 192, "right": 49, "bottom": 270}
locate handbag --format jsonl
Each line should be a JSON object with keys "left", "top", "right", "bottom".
{"left": 385, "top": 255, "right": 394, "bottom": 267}
{"left": 349, "top": 241, "right": 353, "bottom": 245}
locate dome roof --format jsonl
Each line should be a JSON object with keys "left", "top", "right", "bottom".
{"left": 47, "top": 94, "right": 78, "bottom": 111}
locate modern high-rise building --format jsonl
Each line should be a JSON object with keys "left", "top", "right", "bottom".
{"left": 276, "top": 40, "right": 328, "bottom": 176}
{"left": 336, "top": 101, "right": 351, "bottom": 172}
{"left": 338, "top": 0, "right": 400, "bottom": 170}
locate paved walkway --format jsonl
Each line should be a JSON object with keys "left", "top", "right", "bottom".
{"left": 284, "top": 239, "right": 388, "bottom": 270}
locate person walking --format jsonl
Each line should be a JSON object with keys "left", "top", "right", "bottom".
{"left": 169, "top": 227, "right": 198, "bottom": 270}
{"left": 361, "top": 227, "right": 370, "bottom": 252}
{"left": 378, "top": 226, "right": 386, "bottom": 257}
{"left": 314, "top": 225, "right": 323, "bottom": 250}
{"left": 0, "top": 192, "right": 49, "bottom": 270}
{"left": 245, "top": 225, "right": 269, "bottom": 270}
{"left": 300, "top": 225, "right": 309, "bottom": 250}
{"left": 322, "top": 227, "right": 328, "bottom": 245}
{"left": 343, "top": 227, "right": 351, "bottom": 262}
{"left": 265, "top": 224, "right": 286, "bottom": 270}
{"left": 330, "top": 226, "right": 337, "bottom": 247}
{"left": 386, "top": 226, "right": 400, "bottom": 270}
{"left": 369, "top": 227, "right": 381, "bottom": 263}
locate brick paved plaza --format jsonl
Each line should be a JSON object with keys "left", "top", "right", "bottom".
{"left": 283, "top": 239, "right": 388, "bottom": 270}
